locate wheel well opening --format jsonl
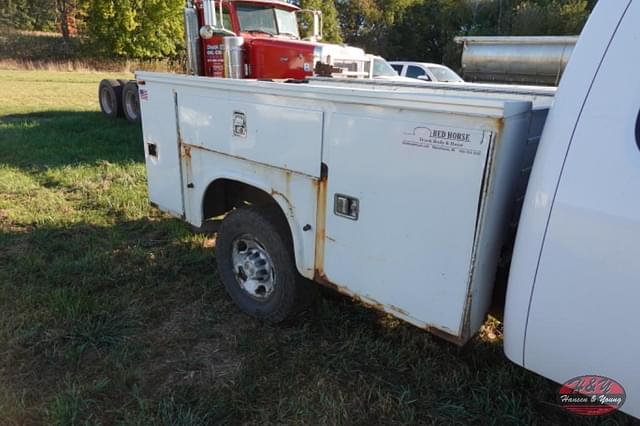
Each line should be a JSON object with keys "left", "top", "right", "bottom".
{"left": 202, "top": 179, "right": 293, "bottom": 240}
{"left": 202, "top": 179, "right": 278, "bottom": 219}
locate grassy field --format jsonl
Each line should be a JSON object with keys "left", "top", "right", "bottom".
{"left": 0, "top": 69, "right": 634, "bottom": 425}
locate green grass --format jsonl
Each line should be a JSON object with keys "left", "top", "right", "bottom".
{"left": 0, "top": 69, "right": 635, "bottom": 425}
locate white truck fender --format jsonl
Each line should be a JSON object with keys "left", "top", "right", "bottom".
{"left": 188, "top": 168, "right": 316, "bottom": 280}
{"left": 503, "top": 0, "right": 633, "bottom": 366}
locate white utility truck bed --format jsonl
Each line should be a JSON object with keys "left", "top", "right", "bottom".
{"left": 137, "top": 2, "right": 640, "bottom": 418}
{"left": 138, "top": 73, "right": 551, "bottom": 343}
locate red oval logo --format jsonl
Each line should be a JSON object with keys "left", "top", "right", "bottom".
{"left": 558, "top": 375, "right": 626, "bottom": 416}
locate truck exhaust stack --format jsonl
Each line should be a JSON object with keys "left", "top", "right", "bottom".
{"left": 184, "top": 5, "right": 202, "bottom": 76}
{"left": 223, "top": 36, "right": 245, "bottom": 79}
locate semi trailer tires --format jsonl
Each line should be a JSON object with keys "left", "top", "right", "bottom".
{"left": 122, "top": 81, "right": 141, "bottom": 123}
{"left": 216, "top": 206, "right": 315, "bottom": 323}
{"left": 98, "top": 79, "right": 124, "bottom": 119}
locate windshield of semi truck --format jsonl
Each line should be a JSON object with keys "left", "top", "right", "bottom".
{"left": 428, "top": 66, "right": 463, "bottom": 82}
{"left": 236, "top": 5, "right": 299, "bottom": 38}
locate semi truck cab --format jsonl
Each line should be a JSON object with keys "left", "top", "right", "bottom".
{"left": 98, "top": 0, "right": 372, "bottom": 123}
{"left": 188, "top": 0, "right": 371, "bottom": 79}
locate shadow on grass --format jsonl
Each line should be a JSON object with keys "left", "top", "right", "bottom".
{"left": 1, "top": 111, "right": 636, "bottom": 424}
{"left": 0, "top": 110, "right": 144, "bottom": 169}
{"left": 0, "top": 217, "right": 224, "bottom": 421}
{"left": 0, "top": 217, "right": 209, "bottom": 290}
{"left": 0, "top": 217, "right": 636, "bottom": 425}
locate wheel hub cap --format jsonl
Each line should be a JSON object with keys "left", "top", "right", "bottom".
{"left": 125, "top": 90, "right": 139, "bottom": 119}
{"left": 101, "top": 88, "right": 113, "bottom": 114}
{"left": 231, "top": 236, "right": 275, "bottom": 301}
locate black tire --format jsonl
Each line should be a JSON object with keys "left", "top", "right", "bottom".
{"left": 216, "top": 206, "right": 315, "bottom": 323}
{"left": 98, "top": 79, "right": 124, "bottom": 118}
{"left": 122, "top": 81, "right": 141, "bottom": 123}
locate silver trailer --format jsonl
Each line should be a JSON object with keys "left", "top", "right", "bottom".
{"left": 455, "top": 36, "right": 578, "bottom": 86}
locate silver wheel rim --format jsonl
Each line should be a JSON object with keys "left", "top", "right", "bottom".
{"left": 100, "top": 87, "right": 113, "bottom": 115}
{"left": 231, "top": 235, "right": 276, "bottom": 301}
{"left": 125, "top": 89, "right": 139, "bottom": 120}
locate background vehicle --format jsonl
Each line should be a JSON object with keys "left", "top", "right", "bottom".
{"left": 366, "top": 56, "right": 422, "bottom": 83}
{"left": 139, "top": 1, "right": 640, "bottom": 419}
{"left": 389, "top": 61, "right": 464, "bottom": 82}
{"left": 97, "top": 0, "right": 372, "bottom": 123}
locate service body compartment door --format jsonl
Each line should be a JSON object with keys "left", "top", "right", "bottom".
{"left": 177, "top": 93, "right": 323, "bottom": 178}
{"left": 167, "top": 85, "right": 325, "bottom": 277}
{"left": 321, "top": 109, "right": 493, "bottom": 336}
{"left": 139, "top": 83, "right": 184, "bottom": 218}
{"left": 175, "top": 90, "right": 324, "bottom": 226}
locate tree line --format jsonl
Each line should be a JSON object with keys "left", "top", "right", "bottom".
{"left": 0, "top": 0, "right": 595, "bottom": 66}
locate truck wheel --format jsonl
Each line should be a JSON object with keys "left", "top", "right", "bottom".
{"left": 122, "top": 81, "right": 141, "bottom": 123}
{"left": 98, "top": 79, "right": 124, "bottom": 118}
{"left": 216, "top": 206, "right": 314, "bottom": 323}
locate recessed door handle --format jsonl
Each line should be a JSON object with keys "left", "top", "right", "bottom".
{"left": 636, "top": 109, "right": 640, "bottom": 152}
{"left": 334, "top": 194, "right": 359, "bottom": 220}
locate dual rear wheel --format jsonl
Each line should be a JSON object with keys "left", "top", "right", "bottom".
{"left": 98, "top": 79, "right": 141, "bottom": 123}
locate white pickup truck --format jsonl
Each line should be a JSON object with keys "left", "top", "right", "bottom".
{"left": 138, "top": 1, "right": 640, "bottom": 419}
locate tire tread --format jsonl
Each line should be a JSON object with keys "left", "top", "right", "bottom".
{"left": 216, "top": 205, "right": 314, "bottom": 323}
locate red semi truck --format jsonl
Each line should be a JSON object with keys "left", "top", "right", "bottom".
{"left": 98, "top": 0, "right": 371, "bottom": 123}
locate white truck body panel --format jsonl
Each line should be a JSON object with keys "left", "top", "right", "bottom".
{"left": 319, "top": 102, "right": 533, "bottom": 337}
{"left": 140, "top": 84, "right": 185, "bottom": 218}
{"left": 184, "top": 151, "right": 320, "bottom": 277}
{"left": 308, "top": 77, "right": 556, "bottom": 109}
{"left": 177, "top": 93, "right": 324, "bottom": 178}
{"left": 504, "top": 0, "right": 640, "bottom": 418}
{"left": 138, "top": 73, "right": 547, "bottom": 342}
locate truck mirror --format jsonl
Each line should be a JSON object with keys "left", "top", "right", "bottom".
{"left": 297, "top": 10, "right": 323, "bottom": 42}
{"left": 313, "top": 11, "right": 323, "bottom": 41}
{"left": 200, "top": 25, "right": 216, "bottom": 39}
{"left": 200, "top": 25, "right": 236, "bottom": 39}
{"left": 199, "top": 0, "right": 235, "bottom": 39}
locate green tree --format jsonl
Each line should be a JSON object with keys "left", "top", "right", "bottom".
{"left": 335, "top": 0, "right": 421, "bottom": 56}
{"left": 56, "top": 0, "right": 79, "bottom": 40}
{"left": 511, "top": 0, "right": 589, "bottom": 35}
{"left": 386, "top": 0, "right": 471, "bottom": 65}
{"left": 465, "top": 0, "right": 518, "bottom": 35}
{"left": 1, "top": 0, "right": 80, "bottom": 37}
{"left": 0, "top": 0, "right": 31, "bottom": 28}
{"left": 85, "top": 0, "right": 183, "bottom": 59}
{"left": 297, "top": 0, "right": 342, "bottom": 43}
{"left": 0, "top": 0, "right": 57, "bottom": 31}
{"left": 31, "top": 0, "right": 58, "bottom": 32}
{"left": 386, "top": 0, "right": 592, "bottom": 70}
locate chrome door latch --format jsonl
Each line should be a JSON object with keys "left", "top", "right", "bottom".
{"left": 334, "top": 194, "right": 359, "bottom": 220}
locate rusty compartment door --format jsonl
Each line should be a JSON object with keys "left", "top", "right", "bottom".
{"left": 319, "top": 111, "right": 493, "bottom": 338}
